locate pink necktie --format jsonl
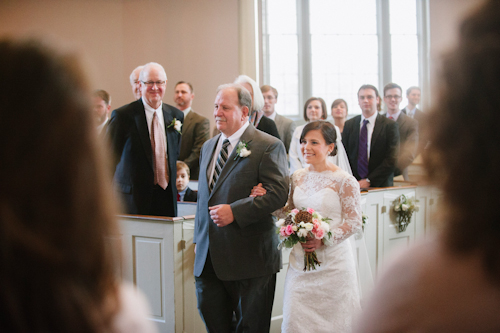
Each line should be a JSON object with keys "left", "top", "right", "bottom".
{"left": 151, "top": 112, "right": 168, "bottom": 189}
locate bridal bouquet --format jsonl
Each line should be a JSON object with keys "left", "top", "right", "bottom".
{"left": 276, "top": 208, "right": 332, "bottom": 271}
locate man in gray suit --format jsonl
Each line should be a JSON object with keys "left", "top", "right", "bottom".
{"left": 174, "top": 81, "right": 210, "bottom": 180}
{"left": 383, "top": 83, "right": 419, "bottom": 181}
{"left": 193, "top": 83, "right": 289, "bottom": 332}
{"left": 261, "top": 84, "right": 296, "bottom": 153}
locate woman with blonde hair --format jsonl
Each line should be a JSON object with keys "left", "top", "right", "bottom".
{"left": 0, "top": 39, "right": 155, "bottom": 332}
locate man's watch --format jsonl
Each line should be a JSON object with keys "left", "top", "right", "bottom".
{"left": 366, "top": 178, "right": 371, "bottom": 184}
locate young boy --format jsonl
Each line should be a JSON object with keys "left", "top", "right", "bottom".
{"left": 176, "top": 161, "right": 197, "bottom": 202}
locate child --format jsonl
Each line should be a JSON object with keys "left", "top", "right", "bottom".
{"left": 176, "top": 161, "right": 197, "bottom": 202}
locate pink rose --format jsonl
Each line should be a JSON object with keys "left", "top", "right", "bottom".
{"left": 314, "top": 228, "right": 325, "bottom": 239}
{"left": 280, "top": 226, "right": 287, "bottom": 237}
{"left": 307, "top": 208, "right": 315, "bottom": 214}
{"left": 285, "top": 224, "right": 294, "bottom": 236}
{"left": 313, "top": 221, "right": 320, "bottom": 230}
{"left": 313, "top": 218, "right": 319, "bottom": 224}
{"left": 291, "top": 209, "right": 299, "bottom": 214}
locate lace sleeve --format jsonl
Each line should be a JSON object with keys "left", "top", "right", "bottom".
{"left": 329, "top": 175, "right": 362, "bottom": 245}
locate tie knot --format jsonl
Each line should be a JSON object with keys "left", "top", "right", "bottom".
{"left": 363, "top": 119, "right": 369, "bottom": 125}
{"left": 222, "top": 139, "right": 230, "bottom": 148}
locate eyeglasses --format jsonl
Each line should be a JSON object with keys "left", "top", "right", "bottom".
{"left": 141, "top": 80, "right": 166, "bottom": 87}
{"left": 385, "top": 95, "right": 401, "bottom": 100}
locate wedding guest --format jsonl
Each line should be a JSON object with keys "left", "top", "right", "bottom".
{"left": 129, "top": 65, "right": 144, "bottom": 100}
{"left": 92, "top": 89, "right": 111, "bottom": 134}
{"left": 356, "top": 1, "right": 500, "bottom": 331}
{"left": 331, "top": 98, "right": 348, "bottom": 134}
{"left": 289, "top": 97, "right": 352, "bottom": 176}
{"left": 0, "top": 38, "right": 155, "bottom": 332}
{"left": 176, "top": 161, "right": 197, "bottom": 202}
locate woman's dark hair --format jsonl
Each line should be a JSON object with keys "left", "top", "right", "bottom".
{"left": 303, "top": 97, "right": 328, "bottom": 122}
{"left": 423, "top": 0, "right": 500, "bottom": 281}
{"left": 0, "top": 39, "right": 120, "bottom": 331}
{"left": 300, "top": 121, "right": 338, "bottom": 156}
{"left": 331, "top": 98, "right": 348, "bottom": 115}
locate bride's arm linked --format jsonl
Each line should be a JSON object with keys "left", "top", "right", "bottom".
{"left": 250, "top": 173, "right": 296, "bottom": 218}
{"left": 328, "top": 175, "right": 362, "bottom": 245}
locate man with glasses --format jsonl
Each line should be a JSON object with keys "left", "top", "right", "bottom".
{"left": 383, "top": 83, "right": 418, "bottom": 181}
{"left": 342, "top": 84, "right": 400, "bottom": 188}
{"left": 129, "top": 65, "right": 144, "bottom": 100}
{"left": 108, "top": 62, "right": 184, "bottom": 217}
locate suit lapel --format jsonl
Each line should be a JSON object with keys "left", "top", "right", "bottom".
{"left": 352, "top": 115, "right": 361, "bottom": 160}
{"left": 209, "top": 125, "right": 255, "bottom": 196}
{"left": 162, "top": 104, "right": 178, "bottom": 174}
{"left": 202, "top": 134, "right": 220, "bottom": 184}
{"left": 134, "top": 100, "right": 153, "bottom": 170}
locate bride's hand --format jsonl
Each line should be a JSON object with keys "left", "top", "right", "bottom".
{"left": 301, "top": 237, "right": 323, "bottom": 252}
{"left": 249, "top": 183, "right": 267, "bottom": 197}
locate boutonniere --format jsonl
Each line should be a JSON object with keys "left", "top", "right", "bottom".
{"left": 234, "top": 140, "right": 251, "bottom": 160}
{"left": 167, "top": 118, "right": 182, "bottom": 133}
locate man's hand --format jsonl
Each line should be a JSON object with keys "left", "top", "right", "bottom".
{"left": 359, "top": 179, "right": 370, "bottom": 189}
{"left": 209, "top": 204, "right": 234, "bottom": 227}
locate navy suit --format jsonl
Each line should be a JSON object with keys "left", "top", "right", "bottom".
{"left": 342, "top": 113, "right": 400, "bottom": 187}
{"left": 107, "top": 99, "right": 184, "bottom": 216}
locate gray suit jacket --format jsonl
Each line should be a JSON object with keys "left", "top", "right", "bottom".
{"left": 273, "top": 113, "right": 296, "bottom": 154}
{"left": 193, "top": 124, "right": 289, "bottom": 281}
{"left": 179, "top": 110, "right": 210, "bottom": 180}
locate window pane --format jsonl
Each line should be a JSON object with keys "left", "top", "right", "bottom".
{"left": 389, "top": 0, "right": 417, "bottom": 35}
{"left": 389, "top": 0, "right": 418, "bottom": 107}
{"left": 310, "top": 0, "right": 378, "bottom": 116}
{"left": 391, "top": 35, "right": 419, "bottom": 107}
{"left": 310, "top": 0, "right": 377, "bottom": 35}
{"left": 268, "top": 35, "right": 299, "bottom": 115}
{"left": 267, "top": 0, "right": 297, "bottom": 34}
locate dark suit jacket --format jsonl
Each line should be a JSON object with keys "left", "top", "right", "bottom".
{"left": 107, "top": 99, "right": 184, "bottom": 216}
{"left": 193, "top": 124, "right": 289, "bottom": 281}
{"left": 342, "top": 114, "right": 400, "bottom": 187}
{"left": 393, "top": 112, "right": 418, "bottom": 179}
{"left": 256, "top": 114, "right": 281, "bottom": 140}
{"left": 273, "top": 113, "right": 296, "bottom": 153}
{"left": 183, "top": 187, "right": 198, "bottom": 202}
{"left": 179, "top": 110, "right": 210, "bottom": 180}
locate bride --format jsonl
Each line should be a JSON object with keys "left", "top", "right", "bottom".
{"left": 253, "top": 120, "right": 362, "bottom": 332}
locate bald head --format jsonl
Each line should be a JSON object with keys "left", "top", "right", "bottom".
{"left": 130, "top": 65, "right": 144, "bottom": 100}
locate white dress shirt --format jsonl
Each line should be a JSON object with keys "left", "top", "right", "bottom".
{"left": 360, "top": 111, "right": 378, "bottom": 160}
{"left": 386, "top": 110, "right": 402, "bottom": 121}
{"left": 142, "top": 97, "right": 167, "bottom": 150}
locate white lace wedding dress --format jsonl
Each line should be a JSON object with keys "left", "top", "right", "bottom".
{"left": 282, "top": 168, "right": 362, "bottom": 333}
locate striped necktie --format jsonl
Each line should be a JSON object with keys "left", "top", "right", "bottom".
{"left": 209, "top": 139, "right": 230, "bottom": 193}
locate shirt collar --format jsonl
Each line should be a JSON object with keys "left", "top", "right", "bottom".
{"left": 266, "top": 111, "right": 277, "bottom": 121}
{"left": 142, "top": 97, "right": 162, "bottom": 114}
{"left": 386, "top": 109, "right": 401, "bottom": 121}
{"left": 183, "top": 106, "right": 192, "bottom": 116}
{"left": 221, "top": 121, "right": 250, "bottom": 147}
{"left": 361, "top": 111, "right": 378, "bottom": 125}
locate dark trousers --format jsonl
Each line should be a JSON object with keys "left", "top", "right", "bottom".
{"left": 150, "top": 185, "right": 176, "bottom": 217}
{"left": 195, "top": 252, "right": 277, "bottom": 333}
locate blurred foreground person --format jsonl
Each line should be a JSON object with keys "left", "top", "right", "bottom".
{"left": 356, "top": 1, "right": 500, "bottom": 332}
{"left": 0, "top": 39, "right": 155, "bottom": 332}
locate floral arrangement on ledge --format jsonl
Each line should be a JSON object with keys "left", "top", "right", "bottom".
{"left": 276, "top": 208, "right": 332, "bottom": 271}
{"left": 362, "top": 213, "right": 369, "bottom": 232}
{"left": 392, "top": 194, "right": 419, "bottom": 232}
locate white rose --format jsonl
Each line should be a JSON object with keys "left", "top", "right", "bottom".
{"left": 174, "top": 120, "right": 182, "bottom": 132}
{"left": 304, "top": 223, "right": 313, "bottom": 231}
{"left": 402, "top": 204, "right": 409, "bottom": 211}
{"left": 394, "top": 205, "right": 400, "bottom": 212}
{"left": 275, "top": 219, "right": 285, "bottom": 227}
{"left": 299, "top": 222, "right": 305, "bottom": 228}
{"left": 292, "top": 225, "right": 298, "bottom": 232}
{"left": 320, "top": 221, "right": 330, "bottom": 233}
{"left": 240, "top": 147, "right": 251, "bottom": 157}
{"left": 297, "top": 229, "right": 309, "bottom": 238}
